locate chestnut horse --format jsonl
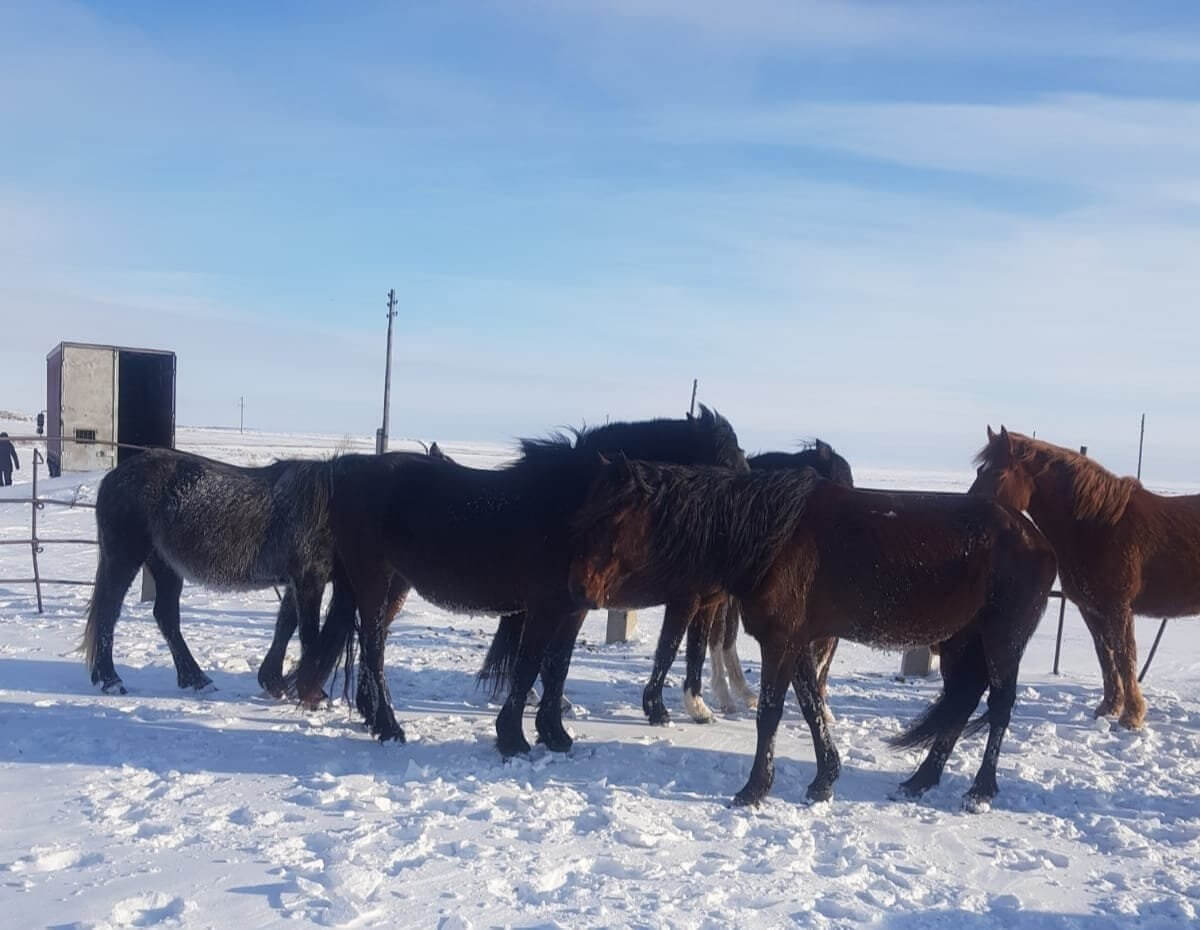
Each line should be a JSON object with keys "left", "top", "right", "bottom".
{"left": 700, "top": 441, "right": 855, "bottom": 719}
{"left": 569, "top": 460, "right": 1056, "bottom": 810}
{"left": 971, "top": 426, "right": 1200, "bottom": 729}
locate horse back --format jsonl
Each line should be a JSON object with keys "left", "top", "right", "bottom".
{"left": 330, "top": 453, "right": 589, "bottom": 612}
{"left": 1125, "top": 489, "right": 1200, "bottom": 616}
{"left": 794, "top": 484, "right": 1050, "bottom": 647}
{"left": 98, "top": 448, "right": 331, "bottom": 587}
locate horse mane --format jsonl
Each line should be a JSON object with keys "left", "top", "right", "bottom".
{"left": 577, "top": 461, "right": 818, "bottom": 593}
{"left": 516, "top": 404, "right": 745, "bottom": 471}
{"left": 749, "top": 439, "right": 854, "bottom": 488}
{"left": 976, "top": 433, "right": 1141, "bottom": 525}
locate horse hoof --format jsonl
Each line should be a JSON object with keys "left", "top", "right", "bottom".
{"left": 1093, "top": 700, "right": 1119, "bottom": 719}
{"left": 376, "top": 726, "right": 406, "bottom": 744}
{"left": 962, "top": 791, "right": 992, "bottom": 814}
{"left": 805, "top": 783, "right": 835, "bottom": 804}
{"left": 537, "top": 730, "right": 574, "bottom": 753}
{"left": 889, "top": 783, "right": 926, "bottom": 802}
{"left": 260, "top": 681, "right": 285, "bottom": 699}
{"left": 645, "top": 702, "right": 671, "bottom": 726}
{"left": 731, "top": 786, "right": 767, "bottom": 807}
{"left": 497, "top": 732, "right": 532, "bottom": 758}
{"left": 100, "top": 679, "right": 127, "bottom": 695}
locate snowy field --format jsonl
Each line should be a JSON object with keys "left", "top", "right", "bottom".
{"left": 1, "top": 422, "right": 1198, "bottom": 929}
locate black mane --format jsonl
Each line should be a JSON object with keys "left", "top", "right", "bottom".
{"left": 517, "top": 405, "right": 747, "bottom": 472}
{"left": 579, "top": 460, "right": 819, "bottom": 595}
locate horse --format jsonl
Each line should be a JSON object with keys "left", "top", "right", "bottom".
{"left": 477, "top": 406, "right": 751, "bottom": 726}
{"left": 293, "top": 446, "right": 622, "bottom": 752}
{"left": 970, "top": 425, "right": 1200, "bottom": 729}
{"left": 83, "top": 448, "right": 343, "bottom": 698}
{"left": 568, "top": 459, "right": 1057, "bottom": 810}
{"left": 700, "top": 440, "right": 854, "bottom": 718}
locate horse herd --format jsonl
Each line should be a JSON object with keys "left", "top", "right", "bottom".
{"left": 80, "top": 410, "right": 1200, "bottom": 811}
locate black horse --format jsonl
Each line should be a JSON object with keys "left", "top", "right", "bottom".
{"left": 83, "top": 448, "right": 341, "bottom": 697}
{"left": 695, "top": 440, "right": 854, "bottom": 719}
{"left": 300, "top": 407, "right": 749, "bottom": 751}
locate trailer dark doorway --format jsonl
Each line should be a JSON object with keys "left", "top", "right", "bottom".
{"left": 117, "top": 350, "right": 175, "bottom": 464}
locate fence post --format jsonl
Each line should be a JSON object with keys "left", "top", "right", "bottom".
{"left": 606, "top": 609, "right": 638, "bottom": 644}
{"left": 140, "top": 565, "right": 156, "bottom": 602}
{"left": 1051, "top": 595, "right": 1067, "bottom": 674}
{"left": 30, "top": 450, "right": 43, "bottom": 613}
{"left": 899, "top": 646, "right": 938, "bottom": 678}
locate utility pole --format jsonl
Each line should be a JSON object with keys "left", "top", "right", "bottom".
{"left": 239, "top": 396, "right": 245, "bottom": 434}
{"left": 1136, "top": 413, "right": 1146, "bottom": 479}
{"left": 377, "top": 288, "right": 398, "bottom": 454}
{"left": 688, "top": 378, "right": 698, "bottom": 418}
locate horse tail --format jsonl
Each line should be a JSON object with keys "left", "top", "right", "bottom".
{"left": 477, "top": 612, "right": 525, "bottom": 701}
{"left": 81, "top": 590, "right": 101, "bottom": 666}
{"left": 887, "top": 642, "right": 988, "bottom": 750}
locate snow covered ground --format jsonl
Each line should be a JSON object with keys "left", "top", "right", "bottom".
{"left": 1, "top": 423, "right": 1198, "bottom": 929}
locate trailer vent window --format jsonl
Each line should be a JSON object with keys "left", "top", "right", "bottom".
{"left": 75, "top": 428, "right": 97, "bottom": 443}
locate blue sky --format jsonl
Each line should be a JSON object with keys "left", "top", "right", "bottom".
{"left": 2, "top": 1, "right": 1199, "bottom": 476}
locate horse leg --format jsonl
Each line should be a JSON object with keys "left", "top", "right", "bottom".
{"left": 811, "top": 636, "right": 838, "bottom": 724}
{"left": 709, "top": 626, "right": 736, "bottom": 716}
{"left": 1112, "top": 607, "right": 1147, "bottom": 729}
{"left": 342, "top": 569, "right": 404, "bottom": 742}
{"left": 682, "top": 601, "right": 719, "bottom": 723}
{"left": 962, "top": 567, "right": 1049, "bottom": 810}
{"left": 142, "top": 554, "right": 211, "bottom": 691}
{"left": 894, "top": 634, "right": 987, "bottom": 800}
{"left": 792, "top": 645, "right": 841, "bottom": 802}
{"left": 534, "top": 609, "right": 588, "bottom": 752}
{"left": 257, "top": 587, "right": 297, "bottom": 698}
{"left": 1079, "top": 607, "right": 1124, "bottom": 720}
{"left": 722, "top": 600, "right": 758, "bottom": 711}
{"left": 288, "top": 575, "right": 329, "bottom": 709}
{"left": 85, "top": 548, "right": 145, "bottom": 694}
{"left": 495, "top": 608, "right": 559, "bottom": 757}
{"left": 732, "top": 631, "right": 791, "bottom": 807}
{"left": 963, "top": 669, "right": 1017, "bottom": 812}
{"left": 642, "top": 600, "right": 697, "bottom": 725}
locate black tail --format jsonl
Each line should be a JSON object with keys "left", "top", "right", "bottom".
{"left": 477, "top": 612, "right": 525, "bottom": 701}
{"left": 887, "top": 644, "right": 987, "bottom": 750}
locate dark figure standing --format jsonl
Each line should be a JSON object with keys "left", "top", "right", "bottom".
{"left": 0, "top": 432, "right": 19, "bottom": 486}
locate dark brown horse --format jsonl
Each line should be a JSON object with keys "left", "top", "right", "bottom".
{"left": 698, "top": 441, "right": 854, "bottom": 720}
{"left": 569, "top": 460, "right": 1056, "bottom": 810}
{"left": 971, "top": 426, "right": 1200, "bottom": 729}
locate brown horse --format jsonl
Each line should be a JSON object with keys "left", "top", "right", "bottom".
{"left": 970, "top": 426, "right": 1200, "bottom": 729}
{"left": 568, "top": 460, "right": 1057, "bottom": 810}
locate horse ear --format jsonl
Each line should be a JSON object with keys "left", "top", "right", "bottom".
{"left": 986, "top": 425, "right": 996, "bottom": 442}
{"left": 597, "top": 453, "right": 611, "bottom": 466}
{"left": 998, "top": 425, "right": 1012, "bottom": 454}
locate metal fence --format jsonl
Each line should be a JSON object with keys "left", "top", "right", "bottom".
{"left": 0, "top": 435, "right": 166, "bottom": 613}
{"left": 0, "top": 447, "right": 98, "bottom": 612}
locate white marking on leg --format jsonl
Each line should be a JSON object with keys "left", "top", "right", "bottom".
{"left": 682, "top": 688, "right": 714, "bottom": 723}
{"left": 709, "top": 644, "right": 737, "bottom": 714}
{"left": 725, "top": 643, "right": 758, "bottom": 710}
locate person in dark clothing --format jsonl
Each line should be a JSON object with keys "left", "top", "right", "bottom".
{"left": 0, "top": 432, "right": 18, "bottom": 486}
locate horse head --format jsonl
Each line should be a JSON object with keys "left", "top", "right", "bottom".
{"left": 568, "top": 456, "right": 653, "bottom": 610}
{"left": 970, "top": 425, "right": 1035, "bottom": 512}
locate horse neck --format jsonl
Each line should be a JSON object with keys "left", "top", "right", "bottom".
{"left": 1025, "top": 465, "right": 1092, "bottom": 553}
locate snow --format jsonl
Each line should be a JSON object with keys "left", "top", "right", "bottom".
{"left": 2, "top": 423, "right": 1198, "bottom": 928}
